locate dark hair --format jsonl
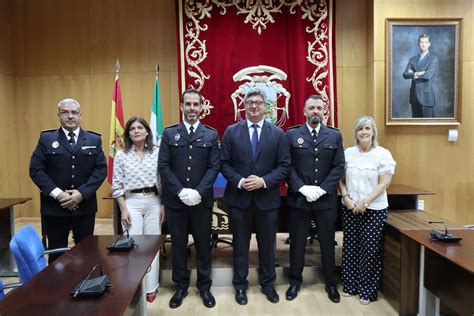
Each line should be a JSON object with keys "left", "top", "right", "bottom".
{"left": 123, "top": 116, "right": 154, "bottom": 153}
{"left": 304, "top": 95, "right": 325, "bottom": 105}
{"left": 243, "top": 88, "right": 267, "bottom": 104}
{"left": 181, "top": 88, "right": 202, "bottom": 104}
{"left": 418, "top": 34, "right": 430, "bottom": 42}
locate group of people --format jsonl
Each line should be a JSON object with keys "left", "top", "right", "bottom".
{"left": 28, "top": 88, "right": 395, "bottom": 309}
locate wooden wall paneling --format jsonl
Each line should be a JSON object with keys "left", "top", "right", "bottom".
{"left": 0, "top": 75, "right": 20, "bottom": 200}
{"left": 0, "top": 0, "right": 13, "bottom": 75}
{"left": 89, "top": 0, "right": 178, "bottom": 74}
{"left": 338, "top": 68, "right": 368, "bottom": 144}
{"left": 13, "top": 0, "right": 92, "bottom": 76}
{"left": 335, "top": 0, "right": 367, "bottom": 67}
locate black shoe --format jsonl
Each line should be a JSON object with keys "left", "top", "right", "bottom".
{"left": 285, "top": 285, "right": 300, "bottom": 301}
{"left": 235, "top": 289, "right": 248, "bottom": 305}
{"left": 169, "top": 288, "right": 188, "bottom": 308}
{"left": 200, "top": 290, "right": 216, "bottom": 308}
{"left": 261, "top": 287, "right": 279, "bottom": 303}
{"left": 325, "top": 286, "right": 340, "bottom": 303}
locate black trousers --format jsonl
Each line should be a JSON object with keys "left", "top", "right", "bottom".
{"left": 230, "top": 201, "right": 278, "bottom": 291}
{"left": 166, "top": 206, "right": 212, "bottom": 293}
{"left": 288, "top": 207, "right": 337, "bottom": 287}
{"left": 44, "top": 214, "right": 95, "bottom": 263}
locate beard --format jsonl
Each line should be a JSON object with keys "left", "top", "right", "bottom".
{"left": 308, "top": 115, "right": 321, "bottom": 125}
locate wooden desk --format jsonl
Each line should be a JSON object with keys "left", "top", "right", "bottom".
{"left": 0, "top": 198, "right": 31, "bottom": 276}
{"left": 0, "top": 235, "right": 165, "bottom": 316}
{"left": 402, "top": 229, "right": 474, "bottom": 316}
{"left": 383, "top": 210, "right": 461, "bottom": 315}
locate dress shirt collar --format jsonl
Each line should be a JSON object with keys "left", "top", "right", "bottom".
{"left": 247, "top": 119, "right": 264, "bottom": 129}
{"left": 305, "top": 122, "right": 321, "bottom": 135}
{"left": 183, "top": 121, "right": 200, "bottom": 134}
{"left": 420, "top": 51, "right": 429, "bottom": 59}
{"left": 61, "top": 127, "right": 80, "bottom": 139}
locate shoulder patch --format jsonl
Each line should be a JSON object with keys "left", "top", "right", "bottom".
{"left": 164, "top": 123, "right": 179, "bottom": 129}
{"left": 40, "top": 129, "right": 56, "bottom": 133}
{"left": 203, "top": 124, "right": 217, "bottom": 131}
{"left": 287, "top": 125, "right": 301, "bottom": 130}
{"left": 87, "top": 130, "right": 102, "bottom": 136}
{"left": 326, "top": 125, "right": 340, "bottom": 131}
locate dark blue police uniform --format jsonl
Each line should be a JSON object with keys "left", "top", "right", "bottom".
{"left": 29, "top": 128, "right": 107, "bottom": 260}
{"left": 286, "top": 124, "right": 345, "bottom": 288}
{"left": 158, "top": 122, "right": 219, "bottom": 293}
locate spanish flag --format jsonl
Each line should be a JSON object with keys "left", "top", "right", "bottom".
{"left": 108, "top": 74, "right": 125, "bottom": 184}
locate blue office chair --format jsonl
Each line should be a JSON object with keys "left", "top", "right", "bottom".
{"left": 9, "top": 225, "right": 69, "bottom": 284}
{"left": 0, "top": 278, "right": 22, "bottom": 300}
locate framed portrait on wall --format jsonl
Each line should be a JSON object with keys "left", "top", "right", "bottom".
{"left": 386, "top": 18, "right": 462, "bottom": 125}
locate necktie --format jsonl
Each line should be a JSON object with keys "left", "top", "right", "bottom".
{"left": 189, "top": 125, "right": 195, "bottom": 137}
{"left": 68, "top": 132, "right": 75, "bottom": 148}
{"left": 417, "top": 54, "right": 423, "bottom": 66}
{"left": 312, "top": 129, "right": 317, "bottom": 143}
{"left": 251, "top": 124, "right": 259, "bottom": 158}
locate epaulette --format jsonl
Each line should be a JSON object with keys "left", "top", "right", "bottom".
{"left": 287, "top": 125, "right": 301, "bottom": 130}
{"left": 326, "top": 125, "right": 340, "bottom": 131}
{"left": 88, "top": 130, "right": 102, "bottom": 136}
{"left": 204, "top": 124, "right": 217, "bottom": 131}
{"left": 40, "top": 129, "right": 56, "bottom": 133}
{"left": 164, "top": 123, "right": 179, "bottom": 129}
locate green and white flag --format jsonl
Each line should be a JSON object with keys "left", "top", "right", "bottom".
{"left": 150, "top": 76, "right": 163, "bottom": 146}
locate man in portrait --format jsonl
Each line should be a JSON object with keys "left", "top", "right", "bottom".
{"left": 403, "top": 34, "right": 439, "bottom": 118}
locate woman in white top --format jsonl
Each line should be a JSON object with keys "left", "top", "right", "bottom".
{"left": 338, "top": 116, "right": 396, "bottom": 305}
{"left": 112, "top": 116, "right": 165, "bottom": 303}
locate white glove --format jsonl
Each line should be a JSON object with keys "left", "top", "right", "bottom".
{"left": 299, "top": 185, "right": 318, "bottom": 202}
{"left": 314, "top": 186, "right": 326, "bottom": 199}
{"left": 178, "top": 188, "right": 193, "bottom": 206}
{"left": 179, "top": 188, "right": 201, "bottom": 206}
{"left": 299, "top": 185, "right": 326, "bottom": 202}
{"left": 187, "top": 189, "right": 202, "bottom": 205}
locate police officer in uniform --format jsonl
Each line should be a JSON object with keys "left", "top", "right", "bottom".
{"left": 29, "top": 98, "right": 107, "bottom": 262}
{"left": 158, "top": 88, "right": 220, "bottom": 309}
{"left": 285, "top": 95, "right": 345, "bottom": 303}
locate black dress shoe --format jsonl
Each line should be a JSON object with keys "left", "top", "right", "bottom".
{"left": 169, "top": 288, "right": 188, "bottom": 308}
{"left": 285, "top": 285, "right": 300, "bottom": 301}
{"left": 200, "top": 290, "right": 216, "bottom": 308}
{"left": 261, "top": 287, "right": 279, "bottom": 303}
{"left": 325, "top": 286, "right": 340, "bottom": 303}
{"left": 235, "top": 289, "right": 248, "bottom": 305}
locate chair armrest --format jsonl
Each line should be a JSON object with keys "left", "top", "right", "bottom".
{"left": 44, "top": 247, "right": 70, "bottom": 255}
{"left": 3, "top": 282, "right": 23, "bottom": 290}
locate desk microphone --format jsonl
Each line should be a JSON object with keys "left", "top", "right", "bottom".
{"left": 428, "top": 221, "right": 462, "bottom": 242}
{"left": 107, "top": 228, "right": 136, "bottom": 251}
{"left": 71, "top": 264, "right": 111, "bottom": 298}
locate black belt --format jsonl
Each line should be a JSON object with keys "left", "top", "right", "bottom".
{"left": 130, "top": 187, "right": 157, "bottom": 194}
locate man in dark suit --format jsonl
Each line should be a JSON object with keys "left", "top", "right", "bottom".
{"left": 158, "top": 88, "right": 220, "bottom": 309}
{"left": 221, "top": 88, "right": 291, "bottom": 305}
{"left": 285, "top": 95, "right": 345, "bottom": 303}
{"left": 29, "top": 98, "right": 107, "bottom": 262}
{"left": 403, "top": 34, "right": 439, "bottom": 118}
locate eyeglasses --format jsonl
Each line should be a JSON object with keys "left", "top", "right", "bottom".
{"left": 245, "top": 100, "right": 265, "bottom": 107}
{"left": 59, "top": 111, "right": 80, "bottom": 117}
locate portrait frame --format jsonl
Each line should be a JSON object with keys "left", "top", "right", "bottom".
{"left": 386, "top": 18, "right": 462, "bottom": 125}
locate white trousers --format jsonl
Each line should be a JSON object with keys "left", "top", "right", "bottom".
{"left": 124, "top": 193, "right": 162, "bottom": 294}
